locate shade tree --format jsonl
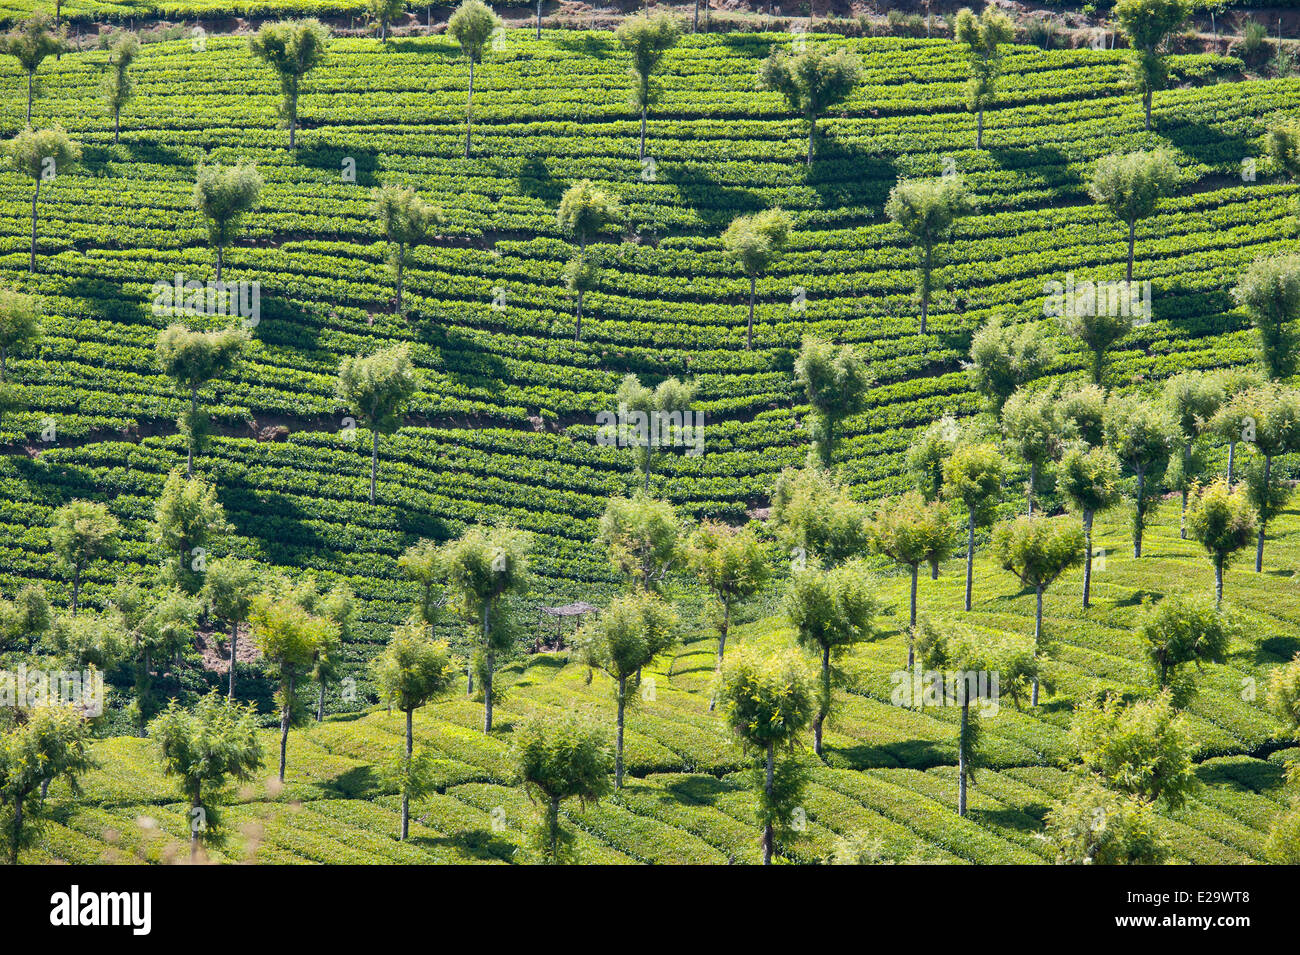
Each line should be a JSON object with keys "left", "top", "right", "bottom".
{"left": 1163, "top": 371, "right": 1224, "bottom": 538}
{"left": 514, "top": 714, "right": 613, "bottom": 863}
{"left": 885, "top": 177, "right": 974, "bottom": 333}
{"left": 150, "top": 692, "right": 262, "bottom": 860}
{"left": 992, "top": 515, "right": 1084, "bottom": 704}
{"left": 722, "top": 208, "right": 792, "bottom": 350}
{"left": 1186, "top": 480, "right": 1255, "bottom": 606}
{"left": 1104, "top": 394, "right": 1178, "bottom": 558}
{"left": 192, "top": 161, "right": 264, "bottom": 281}
{"left": 50, "top": 500, "right": 120, "bottom": 615}
{"left": 1070, "top": 690, "right": 1197, "bottom": 809}
{"left": 715, "top": 646, "right": 815, "bottom": 865}
{"left": 1088, "top": 149, "right": 1179, "bottom": 284}
{"left": 371, "top": 183, "right": 444, "bottom": 313}
{"left": 0, "top": 288, "right": 39, "bottom": 382}
{"left": 770, "top": 466, "right": 870, "bottom": 567}
{"left": 101, "top": 30, "right": 138, "bottom": 144}
{"left": 758, "top": 45, "right": 861, "bottom": 166}
{"left": 155, "top": 324, "right": 249, "bottom": 477}
{"left": 448, "top": 0, "right": 500, "bottom": 159}
{"left": 0, "top": 14, "right": 65, "bottom": 125}
{"left": 1234, "top": 254, "right": 1300, "bottom": 382}
{"left": 435, "top": 522, "right": 530, "bottom": 730}
{"left": 0, "top": 703, "right": 92, "bottom": 864}
{"left": 201, "top": 556, "right": 263, "bottom": 699}
{"left": 371, "top": 624, "right": 455, "bottom": 838}
{"left": 953, "top": 5, "right": 1014, "bottom": 148}
{"left": 1057, "top": 443, "right": 1122, "bottom": 609}
{"left": 5, "top": 126, "right": 81, "bottom": 274}
{"left": 942, "top": 443, "right": 1005, "bottom": 611}
{"left": 786, "top": 559, "right": 880, "bottom": 756}
{"left": 557, "top": 180, "right": 622, "bottom": 342}
{"left": 1042, "top": 783, "right": 1166, "bottom": 864}
{"left": 1137, "top": 595, "right": 1231, "bottom": 704}
{"left": 1001, "top": 385, "right": 1070, "bottom": 514}
{"left": 152, "top": 468, "right": 231, "bottom": 595}
{"left": 615, "top": 13, "right": 681, "bottom": 161}
{"left": 868, "top": 491, "right": 957, "bottom": 661}
{"left": 248, "top": 18, "right": 330, "bottom": 150}
{"left": 598, "top": 493, "right": 681, "bottom": 593}
{"left": 794, "top": 336, "right": 873, "bottom": 468}
{"left": 336, "top": 343, "right": 419, "bottom": 505}
{"left": 1114, "top": 0, "right": 1190, "bottom": 130}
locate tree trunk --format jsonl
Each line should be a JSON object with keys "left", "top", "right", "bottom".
{"left": 920, "top": 241, "right": 932, "bottom": 334}
{"left": 806, "top": 113, "right": 816, "bottom": 166}
{"left": 1227, "top": 439, "right": 1236, "bottom": 483}
{"left": 278, "top": 668, "right": 294, "bottom": 782}
{"left": 114, "top": 105, "right": 120, "bottom": 144}
{"left": 976, "top": 108, "right": 983, "bottom": 149}
{"left": 1143, "top": 88, "right": 1152, "bottom": 131}
{"left": 370, "top": 428, "right": 379, "bottom": 505}
{"left": 289, "top": 78, "right": 298, "bottom": 150}
{"left": 317, "top": 681, "right": 325, "bottom": 722}
{"left": 395, "top": 242, "right": 404, "bottom": 310}
{"left": 813, "top": 645, "right": 830, "bottom": 757}
{"left": 1126, "top": 217, "right": 1136, "bottom": 284}
{"left": 1028, "top": 460, "right": 1037, "bottom": 515}
{"left": 190, "top": 785, "right": 202, "bottom": 861}
{"left": 187, "top": 387, "right": 197, "bottom": 477}
{"left": 465, "top": 60, "right": 475, "bottom": 159}
{"left": 615, "top": 675, "right": 626, "bottom": 788}
{"left": 536, "top": 0, "right": 542, "bottom": 39}
{"left": 216, "top": 241, "right": 223, "bottom": 282}
{"left": 482, "top": 602, "right": 493, "bottom": 732}
{"left": 1031, "top": 585, "right": 1043, "bottom": 706}
{"left": 639, "top": 106, "right": 647, "bottom": 161}
{"left": 694, "top": 0, "right": 700, "bottom": 31}
{"left": 1215, "top": 555, "right": 1224, "bottom": 608}
{"left": 71, "top": 563, "right": 81, "bottom": 616}
{"left": 29, "top": 179, "right": 40, "bottom": 274}
{"left": 10, "top": 798, "right": 22, "bottom": 864}
{"left": 964, "top": 513, "right": 975, "bottom": 611}
{"left": 1082, "top": 510, "right": 1094, "bottom": 609}
{"left": 708, "top": 599, "right": 730, "bottom": 712}
{"left": 547, "top": 796, "right": 560, "bottom": 861}
{"left": 762, "top": 742, "right": 774, "bottom": 865}
{"left": 401, "top": 706, "right": 413, "bottom": 839}
{"left": 1133, "top": 470, "right": 1144, "bottom": 558}
{"left": 746, "top": 276, "right": 756, "bottom": 350}
{"left": 958, "top": 700, "right": 969, "bottom": 816}
{"left": 228, "top": 619, "right": 238, "bottom": 700}
{"left": 26, "top": 71, "right": 32, "bottom": 125}
{"left": 1256, "top": 454, "right": 1272, "bottom": 572}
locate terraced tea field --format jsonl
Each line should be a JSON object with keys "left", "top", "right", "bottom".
{"left": 1, "top": 17, "right": 1299, "bottom": 866}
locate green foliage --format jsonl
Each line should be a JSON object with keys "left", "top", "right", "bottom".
{"left": 886, "top": 177, "right": 975, "bottom": 330}
{"left": 192, "top": 161, "right": 263, "bottom": 265}
{"left": 716, "top": 645, "right": 815, "bottom": 753}
{"left": 101, "top": 31, "right": 139, "bottom": 135}
{"left": 1187, "top": 479, "right": 1256, "bottom": 602}
{"left": 5, "top": 125, "right": 81, "bottom": 183}
{"left": 992, "top": 515, "right": 1085, "bottom": 591}
{"left": 685, "top": 521, "right": 770, "bottom": 633}
{"left": 906, "top": 417, "right": 958, "bottom": 502}
{"left": 575, "top": 591, "right": 678, "bottom": 685}
{"left": 869, "top": 491, "right": 957, "bottom": 577}
{"left": 758, "top": 46, "right": 861, "bottom": 163}
{"left": 1137, "top": 595, "right": 1232, "bottom": 704}
{"left": 1043, "top": 782, "right": 1167, "bottom": 864}
{"left": 0, "top": 704, "right": 93, "bottom": 863}
{"left": 722, "top": 208, "right": 792, "bottom": 278}
{"left": 598, "top": 493, "right": 680, "bottom": 592}
{"left": 49, "top": 500, "right": 120, "bottom": 608}
{"left": 336, "top": 343, "right": 418, "bottom": 435}
{"left": 1267, "top": 121, "right": 1300, "bottom": 181}
{"left": 248, "top": 18, "right": 330, "bottom": 147}
{"left": 770, "top": 466, "right": 870, "bottom": 566}
{"left": 366, "top": 0, "right": 405, "bottom": 39}
{"left": 1105, "top": 394, "right": 1178, "bottom": 553}
{"left": 1267, "top": 654, "right": 1300, "bottom": 737}
{"left": 155, "top": 325, "right": 247, "bottom": 394}
{"left": 556, "top": 179, "right": 622, "bottom": 247}
{"left": 151, "top": 469, "right": 231, "bottom": 594}
{"left": 0, "top": 287, "right": 40, "bottom": 381}
{"left": 371, "top": 624, "right": 456, "bottom": 714}
{"left": 1234, "top": 254, "right": 1300, "bottom": 380}
{"left": 969, "top": 316, "right": 1056, "bottom": 414}
{"left": 1070, "top": 690, "right": 1197, "bottom": 809}
{"left": 1089, "top": 149, "right": 1179, "bottom": 228}
{"left": 616, "top": 13, "right": 681, "bottom": 111}
{"left": 942, "top": 443, "right": 1005, "bottom": 527}
{"left": 786, "top": 559, "right": 880, "bottom": 658}
{"left": 795, "top": 336, "right": 873, "bottom": 467}
{"left": 149, "top": 691, "right": 262, "bottom": 847}
{"left": 954, "top": 5, "right": 1014, "bottom": 137}
{"left": 448, "top": 0, "right": 499, "bottom": 63}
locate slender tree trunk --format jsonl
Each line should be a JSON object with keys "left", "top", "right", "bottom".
{"left": 547, "top": 796, "right": 560, "bottom": 861}
{"left": 1180, "top": 441, "right": 1192, "bottom": 539}
{"left": 26, "top": 71, "right": 32, "bottom": 125}
{"left": 1227, "top": 439, "right": 1236, "bottom": 483}
{"left": 1215, "top": 555, "right": 1224, "bottom": 608}
{"left": 278, "top": 668, "right": 294, "bottom": 783}
{"left": 615, "top": 675, "right": 626, "bottom": 788}
{"left": 1133, "top": 470, "right": 1144, "bottom": 558}
{"left": 1031, "top": 584, "right": 1043, "bottom": 706}
{"left": 11, "top": 799, "right": 22, "bottom": 864}
{"left": 1082, "top": 510, "right": 1094, "bottom": 609}
{"left": 1256, "top": 454, "right": 1272, "bottom": 572}
{"left": 813, "top": 645, "right": 830, "bottom": 756}
{"left": 639, "top": 106, "right": 647, "bottom": 161}
{"left": 806, "top": 112, "right": 817, "bottom": 166}
{"left": 29, "top": 180, "right": 40, "bottom": 274}
{"left": 536, "top": 0, "right": 543, "bottom": 38}
{"left": 694, "top": 0, "right": 700, "bottom": 31}
{"left": 708, "top": 600, "right": 730, "bottom": 712}
{"left": 229, "top": 619, "right": 238, "bottom": 700}
{"left": 964, "top": 513, "right": 975, "bottom": 611}
{"left": 317, "top": 681, "right": 325, "bottom": 722}
{"left": 762, "top": 742, "right": 774, "bottom": 865}
{"left": 72, "top": 563, "right": 81, "bottom": 616}
{"left": 482, "top": 602, "right": 493, "bottom": 732}
{"left": 920, "top": 241, "right": 932, "bottom": 334}
{"left": 114, "top": 105, "right": 120, "bottom": 144}
{"left": 465, "top": 60, "right": 475, "bottom": 160}
{"left": 190, "top": 784, "right": 202, "bottom": 861}
{"left": 908, "top": 564, "right": 918, "bottom": 667}
{"left": 289, "top": 79, "right": 298, "bottom": 150}
{"left": 1028, "top": 460, "right": 1037, "bottom": 515}
{"left": 401, "top": 706, "right": 413, "bottom": 839}
{"left": 976, "top": 108, "right": 983, "bottom": 149}
{"left": 187, "top": 387, "right": 197, "bottom": 477}
{"left": 1126, "top": 217, "right": 1136, "bottom": 284}
{"left": 958, "top": 700, "right": 969, "bottom": 816}
{"left": 746, "top": 276, "right": 757, "bottom": 350}
{"left": 395, "top": 242, "right": 404, "bottom": 310}
{"left": 1143, "top": 88, "right": 1152, "bottom": 131}
{"left": 370, "top": 428, "right": 379, "bottom": 505}
{"left": 216, "top": 242, "right": 223, "bottom": 282}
